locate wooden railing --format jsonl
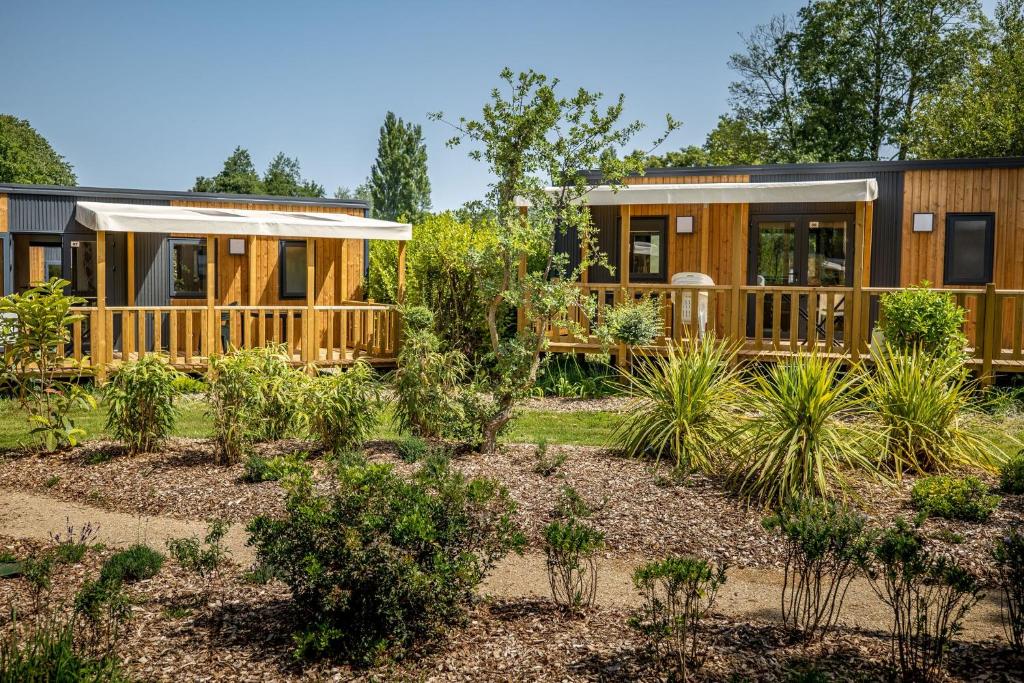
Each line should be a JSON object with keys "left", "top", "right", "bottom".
{"left": 546, "top": 283, "right": 1024, "bottom": 378}
{"left": 63, "top": 303, "right": 400, "bottom": 372}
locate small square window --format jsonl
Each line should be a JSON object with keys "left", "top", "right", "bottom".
{"left": 279, "top": 240, "right": 307, "bottom": 299}
{"left": 943, "top": 213, "right": 994, "bottom": 285}
{"left": 169, "top": 239, "right": 207, "bottom": 298}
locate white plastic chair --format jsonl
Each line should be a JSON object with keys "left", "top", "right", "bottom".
{"left": 670, "top": 272, "right": 714, "bottom": 337}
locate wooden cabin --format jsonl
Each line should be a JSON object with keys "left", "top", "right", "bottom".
{"left": 0, "top": 184, "right": 410, "bottom": 373}
{"left": 527, "top": 157, "right": 1024, "bottom": 379}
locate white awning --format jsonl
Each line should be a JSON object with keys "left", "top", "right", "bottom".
{"left": 515, "top": 178, "right": 879, "bottom": 206}
{"left": 75, "top": 202, "right": 412, "bottom": 240}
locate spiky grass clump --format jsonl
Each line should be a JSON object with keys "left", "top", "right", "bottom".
{"left": 865, "top": 346, "right": 1007, "bottom": 479}
{"left": 612, "top": 337, "right": 743, "bottom": 473}
{"left": 731, "top": 354, "right": 877, "bottom": 505}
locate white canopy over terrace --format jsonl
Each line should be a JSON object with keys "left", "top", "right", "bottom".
{"left": 515, "top": 178, "right": 879, "bottom": 206}
{"left": 75, "top": 201, "right": 412, "bottom": 240}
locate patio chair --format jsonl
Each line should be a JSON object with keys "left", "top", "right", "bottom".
{"left": 670, "top": 272, "right": 714, "bottom": 337}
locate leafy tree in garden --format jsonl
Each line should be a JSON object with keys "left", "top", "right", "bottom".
{"left": 908, "top": 0, "right": 1024, "bottom": 158}
{"left": 262, "top": 152, "right": 324, "bottom": 197}
{"left": 368, "top": 112, "right": 431, "bottom": 221}
{"left": 432, "top": 68, "right": 676, "bottom": 452}
{"left": 193, "top": 147, "right": 264, "bottom": 194}
{"left": 648, "top": 115, "right": 773, "bottom": 167}
{"left": 334, "top": 181, "right": 373, "bottom": 213}
{"left": 0, "top": 114, "right": 77, "bottom": 185}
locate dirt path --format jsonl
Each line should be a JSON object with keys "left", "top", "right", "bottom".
{"left": 1, "top": 488, "right": 1009, "bottom": 643}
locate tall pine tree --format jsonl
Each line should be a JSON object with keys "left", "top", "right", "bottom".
{"left": 368, "top": 112, "right": 431, "bottom": 221}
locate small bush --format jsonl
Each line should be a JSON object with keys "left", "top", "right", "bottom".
{"left": 242, "top": 452, "right": 311, "bottom": 483}
{"left": 554, "top": 484, "right": 597, "bottom": 519}
{"left": 0, "top": 617, "right": 126, "bottom": 682}
{"left": 400, "top": 304, "right": 434, "bottom": 333}
{"left": 879, "top": 283, "right": 967, "bottom": 357}
{"left": 532, "top": 439, "right": 566, "bottom": 476}
{"left": 868, "top": 518, "right": 981, "bottom": 682}
{"left": 602, "top": 294, "right": 663, "bottom": 347}
{"left": 731, "top": 354, "right": 876, "bottom": 505}
{"left": 170, "top": 374, "right": 206, "bottom": 395}
{"left": 392, "top": 326, "right": 470, "bottom": 439}
{"left": 99, "top": 544, "right": 165, "bottom": 584}
{"left": 22, "top": 554, "right": 53, "bottom": 612}
{"left": 629, "top": 556, "right": 727, "bottom": 681}
{"left": 74, "top": 578, "right": 132, "bottom": 656}
{"left": 167, "top": 520, "right": 230, "bottom": 582}
{"left": 763, "top": 498, "right": 870, "bottom": 640}
{"left": 543, "top": 518, "right": 604, "bottom": 611}
{"left": 247, "top": 456, "right": 524, "bottom": 663}
{"left": 396, "top": 435, "right": 429, "bottom": 463}
{"left": 865, "top": 347, "right": 1004, "bottom": 478}
{"left": 1001, "top": 451, "right": 1024, "bottom": 494}
{"left": 105, "top": 355, "right": 182, "bottom": 454}
{"left": 993, "top": 525, "right": 1024, "bottom": 652}
{"left": 305, "top": 362, "right": 380, "bottom": 454}
{"left": 614, "top": 337, "right": 742, "bottom": 473}
{"left": 910, "top": 475, "right": 1000, "bottom": 522}
{"left": 50, "top": 518, "right": 97, "bottom": 565}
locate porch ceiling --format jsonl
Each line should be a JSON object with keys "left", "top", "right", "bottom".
{"left": 516, "top": 178, "right": 879, "bottom": 206}
{"left": 74, "top": 202, "right": 412, "bottom": 240}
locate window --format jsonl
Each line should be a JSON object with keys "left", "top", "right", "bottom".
{"left": 70, "top": 240, "right": 97, "bottom": 296}
{"left": 29, "top": 244, "right": 62, "bottom": 285}
{"left": 279, "top": 240, "right": 307, "bottom": 299}
{"left": 169, "top": 238, "right": 207, "bottom": 298}
{"left": 629, "top": 217, "right": 667, "bottom": 281}
{"left": 944, "top": 213, "right": 995, "bottom": 285}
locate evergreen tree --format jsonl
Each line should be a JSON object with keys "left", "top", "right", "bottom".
{"left": 193, "top": 146, "right": 264, "bottom": 194}
{"left": 0, "top": 114, "right": 76, "bottom": 185}
{"left": 262, "top": 152, "right": 324, "bottom": 197}
{"left": 368, "top": 112, "right": 431, "bottom": 221}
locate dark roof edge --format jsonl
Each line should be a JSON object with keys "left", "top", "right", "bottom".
{"left": 582, "top": 156, "right": 1024, "bottom": 181}
{"left": 0, "top": 183, "right": 368, "bottom": 209}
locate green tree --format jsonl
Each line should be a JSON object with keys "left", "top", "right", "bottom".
{"left": 0, "top": 115, "right": 76, "bottom": 185}
{"left": 648, "top": 115, "right": 772, "bottom": 167}
{"left": 908, "top": 0, "right": 1024, "bottom": 157}
{"left": 262, "top": 152, "right": 324, "bottom": 197}
{"left": 334, "top": 181, "right": 373, "bottom": 213}
{"left": 368, "top": 112, "right": 431, "bottom": 220}
{"left": 192, "top": 146, "right": 264, "bottom": 194}
{"left": 433, "top": 69, "right": 676, "bottom": 452}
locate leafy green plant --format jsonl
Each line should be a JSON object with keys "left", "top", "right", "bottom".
{"left": 393, "top": 324, "right": 470, "bottom": 439}
{"left": 104, "top": 354, "right": 182, "bottom": 454}
{"left": 395, "top": 435, "right": 428, "bottom": 463}
{"left": 629, "top": 556, "right": 727, "bottom": 681}
{"left": 22, "top": 553, "right": 54, "bottom": 614}
{"left": 868, "top": 518, "right": 981, "bottom": 682}
{"left": 305, "top": 361, "right": 380, "bottom": 454}
{"left": 399, "top": 304, "right": 435, "bottom": 333}
{"left": 167, "top": 520, "right": 232, "bottom": 642}
{"left": 1001, "top": 450, "right": 1024, "bottom": 494}
{"left": 763, "top": 498, "right": 871, "bottom": 640}
{"left": 247, "top": 455, "right": 524, "bottom": 663}
{"left": 537, "top": 354, "right": 619, "bottom": 398}
{"left": 993, "top": 525, "right": 1024, "bottom": 652}
{"left": 50, "top": 518, "right": 97, "bottom": 565}
{"left": 879, "top": 283, "right": 967, "bottom": 357}
{"left": 614, "top": 337, "right": 742, "bottom": 473}
{"left": 731, "top": 354, "right": 876, "bottom": 505}
{"left": 532, "top": 438, "right": 567, "bottom": 476}
{"left": 543, "top": 518, "right": 604, "bottom": 610}
{"left": 0, "top": 278, "right": 95, "bottom": 450}
{"left": 73, "top": 578, "right": 132, "bottom": 657}
{"left": 170, "top": 374, "right": 206, "bottom": 395}
{"left": 910, "top": 475, "right": 1001, "bottom": 522}
{"left": 865, "top": 347, "right": 1005, "bottom": 479}
{"left": 242, "top": 451, "right": 311, "bottom": 483}
{"left": 554, "top": 484, "right": 598, "bottom": 519}
{"left": 601, "top": 294, "right": 664, "bottom": 347}
{"left": 100, "top": 544, "right": 165, "bottom": 584}
{"left": 0, "top": 616, "right": 127, "bottom": 682}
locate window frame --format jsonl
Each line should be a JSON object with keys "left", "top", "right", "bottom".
{"left": 943, "top": 212, "right": 995, "bottom": 286}
{"left": 628, "top": 216, "right": 669, "bottom": 283}
{"left": 168, "top": 238, "right": 208, "bottom": 299}
{"left": 278, "top": 239, "right": 308, "bottom": 300}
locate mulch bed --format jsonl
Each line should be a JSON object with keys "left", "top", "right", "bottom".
{"left": 1, "top": 535, "right": 1019, "bottom": 682}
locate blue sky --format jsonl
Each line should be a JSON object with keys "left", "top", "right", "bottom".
{"left": 2, "top": 0, "right": 997, "bottom": 210}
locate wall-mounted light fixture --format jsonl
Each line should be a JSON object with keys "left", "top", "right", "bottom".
{"left": 676, "top": 216, "right": 694, "bottom": 234}
{"left": 913, "top": 212, "right": 934, "bottom": 233}
{"left": 228, "top": 238, "right": 246, "bottom": 255}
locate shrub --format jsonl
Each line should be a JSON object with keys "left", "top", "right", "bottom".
{"left": 629, "top": 556, "right": 727, "bottom": 681}
{"left": 554, "top": 484, "right": 599, "bottom": 520}
{"left": 73, "top": 578, "right": 132, "bottom": 657}
{"left": 602, "top": 294, "right": 663, "bottom": 347}
{"left": 731, "top": 354, "right": 876, "bottom": 505}
{"left": 247, "top": 455, "right": 524, "bottom": 663}
{"left": 50, "top": 518, "right": 97, "bottom": 565}
{"left": 305, "top": 362, "right": 381, "bottom": 454}
{"left": 868, "top": 518, "right": 981, "bottom": 682}
{"left": 170, "top": 374, "right": 206, "bottom": 395}
{"left": 167, "top": 520, "right": 230, "bottom": 583}
{"left": 879, "top": 283, "right": 967, "bottom": 357}
{"left": 910, "top": 475, "right": 1001, "bottom": 522}
{"left": 0, "top": 617, "right": 126, "bottom": 682}
{"left": 532, "top": 438, "right": 567, "bottom": 476}
{"left": 865, "top": 347, "right": 1004, "bottom": 478}
{"left": 22, "top": 554, "right": 53, "bottom": 612}
{"left": 392, "top": 327, "right": 469, "bottom": 438}
{"left": 1001, "top": 450, "right": 1024, "bottom": 494}
{"left": 242, "top": 451, "right": 311, "bottom": 483}
{"left": 614, "top": 337, "right": 742, "bottom": 473}
{"left": 104, "top": 355, "right": 182, "bottom": 454}
{"left": 400, "top": 304, "right": 434, "bottom": 333}
{"left": 993, "top": 525, "right": 1024, "bottom": 652}
{"left": 763, "top": 498, "right": 870, "bottom": 640}
{"left": 396, "top": 435, "right": 429, "bottom": 463}
{"left": 543, "top": 518, "right": 604, "bottom": 611}
{"left": 99, "top": 544, "right": 165, "bottom": 584}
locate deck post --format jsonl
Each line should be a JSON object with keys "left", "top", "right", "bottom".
{"left": 981, "top": 282, "right": 997, "bottom": 385}
{"left": 700, "top": 203, "right": 710, "bottom": 273}
{"left": 851, "top": 201, "right": 867, "bottom": 362}
{"left": 729, "top": 205, "right": 744, "bottom": 341}
{"left": 94, "top": 230, "right": 107, "bottom": 381}
{"left": 305, "top": 237, "right": 316, "bottom": 366}
{"left": 205, "top": 235, "right": 216, "bottom": 361}
{"left": 618, "top": 205, "right": 630, "bottom": 288}
{"left": 246, "top": 236, "right": 256, "bottom": 306}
